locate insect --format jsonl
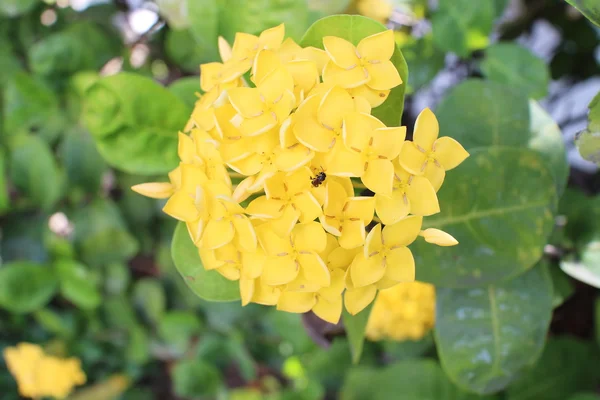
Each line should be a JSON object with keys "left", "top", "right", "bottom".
{"left": 310, "top": 168, "right": 327, "bottom": 187}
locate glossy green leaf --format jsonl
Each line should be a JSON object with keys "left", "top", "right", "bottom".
{"left": 435, "top": 265, "right": 553, "bottom": 394}
{"left": 436, "top": 80, "right": 568, "bottom": 194}
{"left": 0, "top": 262, "right": 58, "bottom": 313}
{"left": 172, "top": 359, "right": 222, "bottom": 398}
{"left": 0, "top": 148, "right": 9, "bottom": 214}
{"left": 219, "top": 0, "right": 309, "bottom": 42}
{"left": 506, "top": 337, "right": 600, "bottom": 400}
{"left": 187, "top": 0, "right": 219, "bottom": 61}
{"left": 132, "top": 278, "right": 166, "bottom": 324}
{"left": 55, "top": 259, "right": 101, "bottom": 310}
{"left": 342, "top": 304, "right": 373, "bottom": 364}
{"left": 3, "top": 72, "right": 65, "bottom": 143}
{"left": 0, "top": 0, "right": 37, "bottom": 17}
{"left": 547, "top": 262, "right": 574, "bottom": 308}
{"left": 566, "top": 0, "right": 600, "bottom": 27}
{"left": 481, "top": 44, "right": 549, "bottom": 99}
{"left": 576, "top": 92, "right": 600, "bottom": 165}
{"left": 560, "top": 236, "right": 600, "bottom": 288}
{"left": 83, "top": 72, "right": 189, "bottom": 175}
{"left": 9, "top": 134, "right": 62, "bottom": 211}
{"left": 402, "top": 35, "right": 445, "bottom": 93}
{"left": 72, "top": 199, "right": 139, "bottom": 267}
{"left": 59, "top": 127, "right": 107, "bottom": 192}
{"left": 415, "top": 147, "right": 557, "bottom": 288}
{"left": 168, "top": 77, "right": 200, "bottom": 110}
{"left": 432, "top": 0, "right": 494, "bottom": 57}
{"left": 171, "top": 222, "right": 240, "bottom": 301}
{"left": 300, "top": 15, "right": 409, "bottom": 126}
{"left": 341, "top": 359, "right": 499, "bottom": 400}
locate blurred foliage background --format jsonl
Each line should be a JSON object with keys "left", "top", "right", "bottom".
{"left": 1, "top": 0, "right": 600, "bottom": 399}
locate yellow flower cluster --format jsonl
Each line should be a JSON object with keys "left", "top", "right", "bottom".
{"left": 366, "top": 281, "right": 435, "bottom": 341}
{"left": 3, "top": 342, "right": 86, "bottom": 399}
{"left": 133, "top": 24, "right": 468, "bottom": 324}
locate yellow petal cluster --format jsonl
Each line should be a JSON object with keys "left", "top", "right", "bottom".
{"left": 3, "top": 342, "right": 86, "bottom": 399}
{"left": 366, "top": 281, "right": 435, "bottom": 341}
{"left": 133, "top": 23, "right": 468, "bottom": 324}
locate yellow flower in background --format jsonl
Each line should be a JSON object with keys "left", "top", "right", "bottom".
{"left": 366, "top": 281, "right": 436, "bottom": 341}
{"left": 4, "top": 343, "right": 86, "bottom": 399}
{"left": 133, "top": 23, "right": 467, "bottom": 324}
{"left": 356, "top": 0, "right": 394, "bottom": 24}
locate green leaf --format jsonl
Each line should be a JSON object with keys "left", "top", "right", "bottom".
{"left": 341, "top": 359, "right": 499, "bottom": 400}
{"left": 55, "top": 259, "right": 101, "bottom": 310}
{"left": 0, "top": 148, "right": 9, "bottom": 214}
{"left": 576, "top": 92, "right": 600, "bottom": 165}
{"left": 402, "top": 35, "right": 445, "bottom": 93}
{"left": 34, "top": 308, "right": 76, "bottom": 338}
{"left": 566, "top": 0, "right": 600, "bottom": 27}
{"left": 415, "top": 147, "right": 557, "bottom": 288}
{"left": 0, "top": 262, "right": 58, "bottom": 313}
{"left": 436, "top": 80, "right": 567, "bottom": 194}
{"left": 434, "top": 264, "right": 553, "bottom": 395}
{"left": 127, "top": 324, "right": 151, "bottom": 364}
{"left": 59, "top": 127, "right": 107, "bottom": 192}
{"left": 9, "top": 134, "right": 62, "bottom": 210}
{"left": 166, "top": 28, "right": 216, "bottom": 72}
{"left": 0, "top": 0, "right": 37, "bottom": 17}
{"left": 307, "top": 0, "right": 351, "bottom": 22}
{"left": 132, "top": 278, "right": 166, "bottom": 324}
{"left": 156, "top": 0, "right": 190, "bottom": 28}
{"left": 168, "top": 77, "right": 200, "bottom": 110}
{"left": 342, "top": 304, "right": 373, "bottom": 364}
{"left": 300, "top": 15, "right": 409, "bottom": 126}
{"left": 104, "top": 262, "right": 130, "bottom": 295}
{"left": 83, "top": 72, "right": 189, "bottom": 175}
{"left": 172, "top": 359, "right": 222, "bottom": 398}
{"left": 72, "top": 199, "right": 139, "bottom": 267}
{"left": 506, "top": 337, "right": 600, "bottom": 400}
{"left": 432, "top": 0, "right": 494, "bottom": 57}
{"left": 596, "top": 297, "right": 600, "bottom": 348}
{"left": 103, "top": 296, "right": 138, "bottom": 330}
{"left": 547, "top": 262, "right": 573, "bottom": 308}
{"left": 0, "top": 214, "right": 49, "bottom": 263}
{"left": 569, "top": 394, "right": 600, "bottom": 400}
{"left": 0, "top": 40, "right": 22, "bottom": 88}
{"left": 219, "top": 0, "right": 309, "bottom": 42}
{"left": 3, "top": 72, "right": 65, "bottom": 144}
{"left": 528, "top": 100, "right": 568, "bottom": 196}
{"left": 560, "top": 236, "right": 600, "bottom": 288}
{"left": 481, "top": 44, "right": 549, "bottom": 99}
{"left": 158, "top": 310, "right": 203, "bottom": 353}
{"left": 171, "top": 222, "right": 240, "bottom": 301}
{"left": 187, "top": 0, "right": 219, "bottom": 61}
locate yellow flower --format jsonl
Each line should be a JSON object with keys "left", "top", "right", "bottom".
{"left": 399, "top": 108, "right": 470, "bottom": 191}
{"left": 230, "top": 23, "right": 286, "bottom": 71}
{"left": 420, "top": 228, "right": 459, "bottom": 246}
{"left": 278, "top": 37, "right": 330, "bottom": 73}
{"left": 4, "top": 343, "right": 86, "bottom": 399}
{"left": 366, "top": 281, "right": 436, "bottom": 341}
{"left": 200, "top": 61, "right": 244, "bottom": 93}
{"left": 258, "top": 221, "right": 330, "bottom": 287}
{"left": 320, "top": 180, "right": 375, "bottom": 249}
{"left": 200, "top": 243, "right": 264, "bottom": 282}
{"left": 375, "top": 162, "right": 439, "bottom": 225}
{"left": 357, "top": 0, "right": 394, "bottom": 23}
{"left": 350, "top": 216, "right": 422, "bottom": 288}
{"left": 200, "top": 196, "right": 257, "bottom": 251}
{"left": 322, "top": 30, "right": 402, "bottom": 106}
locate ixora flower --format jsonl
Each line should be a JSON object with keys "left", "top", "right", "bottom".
{"left": 4, "top": 343, "right": 86, "bottom": 399}
{"left": 134, "top": 23, "right": 468, "bottom": 324}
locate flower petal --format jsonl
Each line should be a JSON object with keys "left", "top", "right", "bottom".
{"left": 351, "top": 252, "right": 384, "bottom": 288}
{"left": 384, "top": 247, "right": 415, "bottom": 282}
{"left": 270, "top": 204, "right": 301, "bottom": 237}
{"left": 323, "top": 36, "right": 359, "bottom": 69}
{"left": 298, "top": 252, "right": 330, "bottom": 287}
{"left": 319, "top": 86, "right": 356, "bottom": 131}
{"left": 131, "top": 182, "right": 174, "bottom": 199}
{"left": 362, "top": 158, "right": 394, "bottom": 195}
{"left": 348, "top": 84, "right": 390, "bottom": 107}
{"left": 365, "top": 60, "right": 402, "bottom": 90}
{"left": 406, "top": 176, "right": 440, "bottom": 216}
{"left": 162, "top": 191, "right": 198, "bottom": 221}
{"left": 399, "top": 141, "right": 427, "bottom": 175}
{"left": 413, "top": 108, "right": 439, "bottom": 151}
{"left": 201, "top": 218, "right": 235, "bottom": 249}
{"left": 262, "top": 255, "right": 299, "bottom": 286}
{"left": 240, "top": 113, "right": 277, "bottom": 137}
{"left": 253, "top": 279, "right": 280, "bottom": 305}
{"left": 293, "top": 221, "right": 327, "bottom": 252}
{"left": 252, "top": 49, "right": 280, "bottom": 85}
{"left": 375, "top": 191, "right": 409, "bottom": 225}
{"left": 357, "top": 30, "right": 395, "bottom": 61}
{"left": 313, "top": 295, "right": 343, "bottom": 324}
{"left": 216, "top": 263, "right": 240, "bottom": 280}
{"left": 199, "top": 248, "right": 224, "bottom": 270}
{"left": 275, "top": 144, "right": 314, "bottom": 172}
{"left": 232, "top": 215, "right": 257, "bottom": 251}
{"left": 372, "top": 127, "right": 406, "bottom": 159}
{"left": 241, "top": 250, "right": 265, "bottom": 279}
{"left": 323, "top": 180, "right": 349, "bottom": 216}
{"left": 339, "top": 219, "right": 366, "bottom": 249}
{"left": 424, "top": 161, "right": 445, "bottom": 192}
{"left": 364, "top": 223, "right": 383, "bottom": 257}
{"left": 293, "top": 192, "right": 323, "bottom": 223}
{"left": 240, "top": 278, "right": 254, "bottom": 306}
{"left": 327, "top": 247, "right": 361, "bottom": 270}
{"left": 382, "top": 216, "right": 422, "bottom": 247}
{"left": 344, "top": 197, "right": 375, "bottom": 223}
{"left": 420, "top": 228, "right": 459, "bottom": 246}
{"left": 186, "top": 218, "right": 204, "bottom": 244}
{"left": 258, "top": 23, "right": 285, "bottom": 50}
{"left": 322, "top": 62, "right": 370, "bottom": 89}
{"left": 228, "top": 87, "right": 265, "bottom": 118}
{"left": 434, "top": 136, "right": 470, "bottom": 170}
{"left": 277, "top": 291, "right": 316, "bottom": 313}
{"left": 326, "top": 145, "right": 364, "bottom": 177}
{"left": 345, "top": 285, "right": 377, "bottom": 315}
{"left": 257, "top": 225, "right": 292, "bottom": 255}
{"left": 294, "top": 114, "right": 335, "bottom": 152}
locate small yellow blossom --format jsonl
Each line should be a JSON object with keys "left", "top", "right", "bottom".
{"left": 399, "top": 108, "right": 470, "bottom": 191}
{"left": 133, "top": 23, "right": 467, "bottom": 324}
{"left": 4, "top": 343, "right": 86, "bottom": 399}
{"left": 366, "top": 281, "right": 436, "bottom": 341}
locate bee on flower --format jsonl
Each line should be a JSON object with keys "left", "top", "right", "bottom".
{"left": 133, "top": 23, "right": 468, "bottom": 325}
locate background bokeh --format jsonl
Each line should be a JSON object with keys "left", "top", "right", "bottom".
{"left": 1, "top": 0, "right": 600, "bottom": 399}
